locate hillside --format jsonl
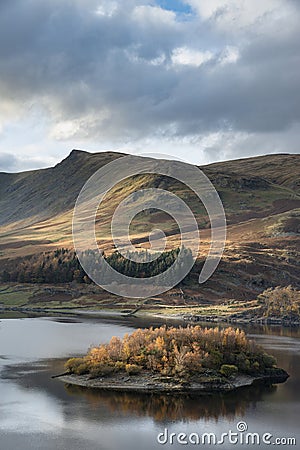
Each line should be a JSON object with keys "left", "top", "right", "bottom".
{"left": 0, "top": 150, "right": 299, "bottom": 304}
{"left": 0, "top": 150, "right": 124, "bottom": 227}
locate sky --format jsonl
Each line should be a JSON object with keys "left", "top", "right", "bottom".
{"left": 0, "top": 0, "right": 300, "bottom": 172}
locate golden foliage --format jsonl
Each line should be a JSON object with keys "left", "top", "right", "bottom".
{"left": 258, "top": 286, "right": 300, "bottom": 319}
{"left": 65, "top": 325, "right": 277, "bottom": 379}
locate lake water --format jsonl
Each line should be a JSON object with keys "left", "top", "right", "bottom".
{"left": 0, "top": 315, "right": 299, "bottom": 450}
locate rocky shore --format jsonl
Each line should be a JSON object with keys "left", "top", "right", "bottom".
{"left": 183, "top": 313, "right": 300, "bottom": 327}
{"left": 58, "top": 368, "right": 289, "bottom": 394}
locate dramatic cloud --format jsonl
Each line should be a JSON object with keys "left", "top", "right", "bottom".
{"left": 0, "top": 0, "right": 299, "bottom": 170}
{"left": 0, "top": 153, "right": 18, "bottom": 172}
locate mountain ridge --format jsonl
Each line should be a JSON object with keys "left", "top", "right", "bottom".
{"left": 0, "top": 150, "right": 299, "bottom": 304}
{"left": 0, "top": 150, "right": 299, "bottom": 228}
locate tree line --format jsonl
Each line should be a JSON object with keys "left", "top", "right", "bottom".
{"left": 0, "top": 246, "right": 193, "bottom": 285}
{"left": 257, "top": 286, "right": 300, "bottom": 320}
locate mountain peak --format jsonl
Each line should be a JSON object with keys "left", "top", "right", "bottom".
{"left": 68, "top": 149, "right": 89, "bottom": 158}
{"left": 63, "top": 149, "right": 126, "bottom": 162}
{"left": 55, "top": 149, "right": 90, "bottom": 167}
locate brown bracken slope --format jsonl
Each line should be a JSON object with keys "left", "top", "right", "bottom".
{"left": 0, "top": 150, "right": 299, "bottom": 302}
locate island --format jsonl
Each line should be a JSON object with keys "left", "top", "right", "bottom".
{"left": 57, "top": 325, "right": 289, "bottom": 393}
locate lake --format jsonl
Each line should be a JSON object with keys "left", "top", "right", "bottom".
{"left": 0, "top": 315, "right": 299, "bottom": 450}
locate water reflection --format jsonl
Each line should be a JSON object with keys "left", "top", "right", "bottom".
{"left": 64, "top": 383, "right": 277, "bottom": 423}
{"left": 0, "top": 317, "right": 299, "bottom": 450}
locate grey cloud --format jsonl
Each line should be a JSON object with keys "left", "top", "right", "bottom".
{"left": 0, "top": 0, "right": 299, "bottom": 159}
{"left": 0, "top": 153, "right": 18, "bottom": 172}
{"left": 0, "top": 151, "right": 56, "bottom": 173}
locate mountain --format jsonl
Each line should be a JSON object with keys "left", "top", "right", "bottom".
{"left": 0, "top": 150, "right": 124, "bottom": 227}
{"left": 0, "top": 150, "right": 299, "bottom": 302}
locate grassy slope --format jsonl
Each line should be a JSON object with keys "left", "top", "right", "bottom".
{"left": 0, "top": 151, "right": 299, "bottom": 306}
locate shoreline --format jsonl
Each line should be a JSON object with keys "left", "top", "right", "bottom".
{"left": 0, "top": 282, "right": 299, "bottom": 327}
{"left": 181, "top": 313, "right": 300, "bottom": 327}
{"left": 1, "top": 304, "right": 300, "bottom": 328}
{"left": 58, "top": 369, "right": 289, "bottom": 394}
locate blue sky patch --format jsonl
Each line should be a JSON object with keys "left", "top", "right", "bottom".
{"left": 155, "top": 0, "right": 193, "bottom": 16}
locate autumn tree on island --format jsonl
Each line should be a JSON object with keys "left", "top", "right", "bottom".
{"left": 65, "top": 325, "right": 278, "bottom": 380}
